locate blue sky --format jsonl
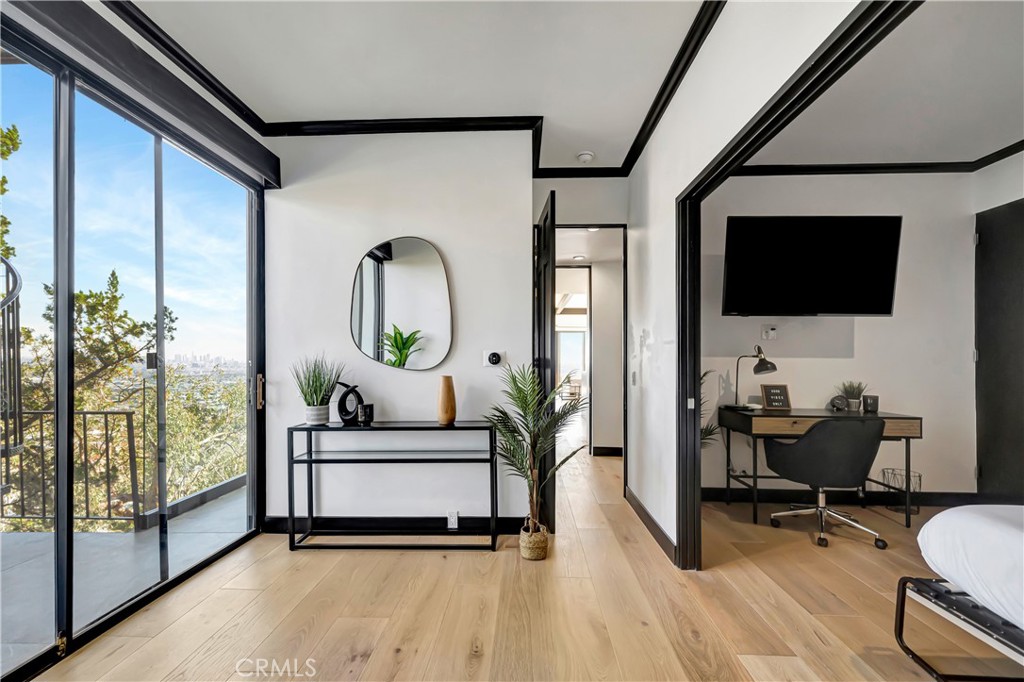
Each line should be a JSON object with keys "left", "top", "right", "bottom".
{"left": 2, "top": 60, "right": 248, "bottom": 361}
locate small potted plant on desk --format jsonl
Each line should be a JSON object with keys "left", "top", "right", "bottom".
{"left": 486, "top": 365, "right": 587, "bottom": 560}
{"left": 291, "top": 354, "right": 345, "bottom": 425}
{"left": 837, "top": 380, "right": 868, "bottom": 413}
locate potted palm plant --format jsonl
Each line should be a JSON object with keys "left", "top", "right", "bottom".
{"left": 486, "top": 364, "right": 587, "bottom": 560}
{"left": 837, "top": 380, "right": 868, "bottom": 413}
{"left": 291, "top": 354, "right": 345, "bottom": 425}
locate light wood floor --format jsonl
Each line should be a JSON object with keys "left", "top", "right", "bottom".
{"left": 39, "top": 455, "right": 1022, "bottom": 682}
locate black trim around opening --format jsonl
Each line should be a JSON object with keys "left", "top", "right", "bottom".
{"left": 672, "top": 0, "right": 924, "bottom": 570}
{"left": 735, "top": 139, "right": 1024, "bottom": 177}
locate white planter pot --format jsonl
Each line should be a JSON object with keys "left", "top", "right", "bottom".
{"left": 305, "top": 404, "right": 330, "bottom": 425}
{"left": 847, "top": 398, "right": 862, "bottom": 413}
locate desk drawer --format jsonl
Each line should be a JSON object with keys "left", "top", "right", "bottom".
{"left": 751, "top": 417, "right": 922, "bottom": 439}
{"left": 752, "top": 417, "right": 819, "bottom": 436}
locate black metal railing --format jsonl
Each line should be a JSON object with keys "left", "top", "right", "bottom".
{"left": 1, "top": 256, "right": 25, "bottom": 499}
{"left": 2, "top": 410, "right": 144, "bottom": 531}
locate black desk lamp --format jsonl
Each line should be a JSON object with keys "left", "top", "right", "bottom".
{"left": 734, "top": 344, "right": 777, "bottom": 405}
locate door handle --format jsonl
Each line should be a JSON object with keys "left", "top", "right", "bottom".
{"left": 256, "top": 373, "right": 265, "bottom": 410}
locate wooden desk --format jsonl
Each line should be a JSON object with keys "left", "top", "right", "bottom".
{"left": 717, "top": 408, "right": 923, "bottom": 527}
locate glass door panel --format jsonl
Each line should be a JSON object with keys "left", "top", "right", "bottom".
{"left": 72, "top": 90, "right": 162, "bottom": 632}
{"left": 161, "top": 142, "right": 251, "bottom": 575}
{"left": 0, "top": 50, "right": 57, "bottom": 675}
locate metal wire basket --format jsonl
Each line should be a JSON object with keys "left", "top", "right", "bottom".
{"left": 881, "top": 467, "right": 921, "bottom": 515}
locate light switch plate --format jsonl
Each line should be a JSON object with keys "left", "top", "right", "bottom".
{"left": 447, "top": 511, "right": 459, "bottom": 530}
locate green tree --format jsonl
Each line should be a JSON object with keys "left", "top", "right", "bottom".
{"left": 1, "top": 123, "right": 21, "bottom": 259}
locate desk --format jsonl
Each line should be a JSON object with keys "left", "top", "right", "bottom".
{"left": 716, "top": 408, "right": 923, "bottom": 527}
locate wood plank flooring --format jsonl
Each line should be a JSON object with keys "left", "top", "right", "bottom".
{"left": 40, "top": 455, "right": 1022, "bottom": 681}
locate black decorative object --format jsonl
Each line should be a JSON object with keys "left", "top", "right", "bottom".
{"left": 357, "top": 403, "right": 374, "bottom": 426}
{"left": 336, "top": 382, "right": 364, "bottom": 426}
{"left": 830, "top": 395, "right": 850, "bottom": 412}
{"left": 863, "top": 395, "right": 879, "bottom": 413}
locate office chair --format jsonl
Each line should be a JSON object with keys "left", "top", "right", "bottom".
{"left": 764, "top": 418, "right": 888, "bottom": 549}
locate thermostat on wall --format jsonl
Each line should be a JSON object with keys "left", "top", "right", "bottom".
{"left": 483, "top": 351, "right": 505, "bottom": 367}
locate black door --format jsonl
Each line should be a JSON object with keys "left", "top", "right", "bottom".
{"left": 975, "top": 198, "right": 1024, "bottom": 499}
{"left": 534, "top": 192, "right": 557, "bottom": 531}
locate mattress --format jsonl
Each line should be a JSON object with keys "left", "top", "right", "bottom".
{"left": 917, "top": 505, "right": 1024, "bottom": 629}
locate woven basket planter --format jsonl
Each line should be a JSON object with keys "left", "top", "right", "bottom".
{"left": 519, "top": 524, "right": 549, "bottom": 560}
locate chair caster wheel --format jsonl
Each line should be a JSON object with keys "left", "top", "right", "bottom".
{"left": 770, "top": 518, "right": 781, "bottom": 528}
{"left": 875, "top": 538, "right": 888, "bottom": 550}
{"left": 817, "top": 537, "right": 829, "bottom": 548}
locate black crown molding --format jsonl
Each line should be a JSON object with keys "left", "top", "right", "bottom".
{"left": 734, "top": 139, "right": 1024, "bottom": 177}
{"left": 101, "top": 0, "right": 267, "bottom": 134}
{"left": 101, "top": 0, "right": 726, "bottom": 180}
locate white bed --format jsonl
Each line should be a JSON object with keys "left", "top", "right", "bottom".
{"left": 917, "top": 505, "right": 1024, "bottom": 629}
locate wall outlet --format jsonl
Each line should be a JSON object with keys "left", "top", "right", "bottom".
{"left": 482, "top": 350, "right": 505, "bottom": 367}
{"left": 760, "top": 324, "right": 778, "bottom": 341}
{"left": 447, "top": 510, "right": 459, "bottom": 530}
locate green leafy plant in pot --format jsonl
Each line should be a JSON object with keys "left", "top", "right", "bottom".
{"left": 291, "top": 354, "right": 345, "bottom": 425}
{"left": 381, "top": 324, "right": 423, "bottom": 368}
{"left": 486, "top": 365, "right": 588, "bottom": 560}
{"left": 700, "top": 369, "right": 721, "bottom": 449}
{"left": 837, "top": 380, "right": 868, "bottom": 413}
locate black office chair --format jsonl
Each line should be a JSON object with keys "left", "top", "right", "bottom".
{"left": 764, "top": 418, "right": 888, "bottom": 549}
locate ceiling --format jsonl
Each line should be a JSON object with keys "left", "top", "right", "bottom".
{"left": 750, "top": 1, "right": 1024, "bottom": 166}
{"left": 132, "top": 1, "right": 701, "bottom": 169}
{"left": 555, "top": 227, "right": 624, "bottom": 265}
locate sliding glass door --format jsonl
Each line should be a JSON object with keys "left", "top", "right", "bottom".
{"left": 0, "top": 46, "right": 57, "bottom": 675}
{"left": 161, "top": 142, "right": 250, "bottom": 576}
{"left": 0, "top": 35, "right": 259, "bottom": 672}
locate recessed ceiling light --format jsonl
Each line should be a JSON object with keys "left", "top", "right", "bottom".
{"left": 576, "top": 151, "right": 595, "bottom": 165}
{"left": 573, "top": 255, "right": 585, "bottom": 261}
{"left": 587, "top": 227, "right": 600, "bottom": 232}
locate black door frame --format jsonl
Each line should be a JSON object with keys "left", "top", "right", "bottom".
{"left": 0, "top": 22, "right": 267, "bottom": 682}
{"left": 673, "top": 0, "right": 922, "bottom": 569}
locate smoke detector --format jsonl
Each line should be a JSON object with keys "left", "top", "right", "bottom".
{"left": 576, "top": 151, "right": 595, "bottom": 164}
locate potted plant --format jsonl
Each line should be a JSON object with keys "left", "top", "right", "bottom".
{"left": 381, "top": 324, "right": 423, "bottom": 368}
{"left": 485, "top": 364, "right": 588, "bottom": 560}
{"left": 291, "top": 354, "right": 345, "bottom": 425}
{"left": 837, "top": 380, "right": 868, "bottom": 413}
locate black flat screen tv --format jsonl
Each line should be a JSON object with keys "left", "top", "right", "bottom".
{"left": 722, "top": 215, "right": 901, "bottom": 316}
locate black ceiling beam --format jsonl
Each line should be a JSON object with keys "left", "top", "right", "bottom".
{"left": 734, "top": 138, "right": 1024, "bottom": 177}
{"left": 101, "top": 0, "right": 267, "bottom": 134}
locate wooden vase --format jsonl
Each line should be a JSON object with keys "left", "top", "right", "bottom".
{"left": 438, "top": 375, "right": 457, "bottom": 426}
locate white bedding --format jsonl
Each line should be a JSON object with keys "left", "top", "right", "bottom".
{"left": 918, "top": 505, "right": 1024, "bottom": 629}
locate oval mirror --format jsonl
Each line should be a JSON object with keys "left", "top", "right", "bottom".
{"left": 350, "top": 237, "right": 452, "bottom": 370}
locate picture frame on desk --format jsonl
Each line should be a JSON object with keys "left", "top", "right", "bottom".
{"left": 760, "top": 384, "right": 792, "bottom": 410}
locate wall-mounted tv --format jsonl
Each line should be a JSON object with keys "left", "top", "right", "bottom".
{"left": 722, "top": 215, "right": 901, "bottom": 316}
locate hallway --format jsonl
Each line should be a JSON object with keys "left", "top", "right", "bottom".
{"left": 39, "top": 455, "right": 1018, "bottom": 681}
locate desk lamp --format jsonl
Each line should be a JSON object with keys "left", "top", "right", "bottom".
{"left": 734, "top": 344, "right": 777, "bottom": 406}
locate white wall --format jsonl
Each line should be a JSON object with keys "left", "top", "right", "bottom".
{"left": 533, "top": 178, "right": 629, "bottom": 224}
{"left": 972, "top": 152, "right": 1024, "bottom": 213}
{"left": 627, "top": 0, "right": 858, "bottom": 539}
{"left": 701, "top": 173, "right": 977, "bottom": 493}
{"left": 592, "top": 261, "right": 624, "bottom": 449}
{"left": 265, "top": 131, "right": 532, "bottom": 518}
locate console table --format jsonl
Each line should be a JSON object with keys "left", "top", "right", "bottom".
{"left": 287, "top": 421, "right": 497, "bottom": 551}
{"left": 717, "top": 408, "right": 923, "bottom": 528}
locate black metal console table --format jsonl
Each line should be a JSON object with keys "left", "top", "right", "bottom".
{"left": 287, "top": 421, "right": 497, "bottom": 551}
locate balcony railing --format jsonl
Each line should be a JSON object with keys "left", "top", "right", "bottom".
{"left": 1, "top": 255, "right": 25, "bottom": 498}
{"left": 2, "top": 409, "right": 145, "bottom": 531}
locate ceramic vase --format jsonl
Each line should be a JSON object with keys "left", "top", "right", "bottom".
{"left": 438, "top": 375, "right": 456, "bottom": 426}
